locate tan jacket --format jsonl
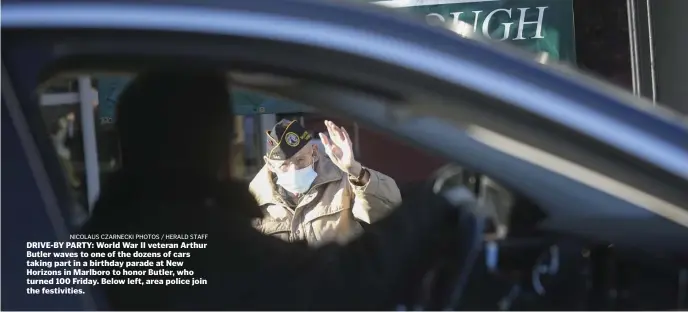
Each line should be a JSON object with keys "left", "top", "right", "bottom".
{"left": 249, "top": 155, "right": 401, "bottom": 244}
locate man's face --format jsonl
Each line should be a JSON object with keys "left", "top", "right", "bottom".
{"left": 265, "top": 144, "right": 318, "bottom": 173}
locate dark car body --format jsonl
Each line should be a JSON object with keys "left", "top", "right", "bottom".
{"left": 3, "top": 0, "right": 687, "bottom": 310}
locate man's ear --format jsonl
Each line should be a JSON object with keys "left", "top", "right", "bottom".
{"left": 312, "top": 144, "right": 319, "bottom": 158}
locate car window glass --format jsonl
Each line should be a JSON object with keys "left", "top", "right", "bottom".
{"left": 37, "top": 71, "right": 468, "bottom": 217}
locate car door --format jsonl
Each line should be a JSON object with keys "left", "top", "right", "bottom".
{"left": 3, "top": 0, "right": 688, "bottom": 309}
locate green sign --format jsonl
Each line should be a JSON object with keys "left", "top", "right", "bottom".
{"left": 96, "top": 77, "right": 314, "bottom": 120}
{"left": 372, "top": 0, "right": 576, "bottom": 62}
{"left": 233, "top": 90, "right": 313, "bottom": 115}
{"left": 98, "top": 0, "right": 576, "bottom": 119}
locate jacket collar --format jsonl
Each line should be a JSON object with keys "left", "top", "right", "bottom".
{"left": 249, "top": 153, "right": 343, "bottom": 207}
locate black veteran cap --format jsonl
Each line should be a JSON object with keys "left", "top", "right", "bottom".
{"left": 266, "top": 119, "right": 312, "bottom": 160}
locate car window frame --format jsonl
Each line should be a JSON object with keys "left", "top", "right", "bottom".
{"left": 3, "top": 0, "right": 688, "bottom": 255}
{"left": 2, "top": 64, "right": 100, "bottom": 310}
{"left": 4, "top": 0, "right": 686, "bottom": 164}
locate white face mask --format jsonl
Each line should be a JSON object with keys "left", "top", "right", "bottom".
{"left": 276, "top": 164, "right": 318, "bottom": 194}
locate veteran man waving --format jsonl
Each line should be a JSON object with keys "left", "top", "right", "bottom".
{"left": 249, "top": 119, "right": 401, "bottom": 244}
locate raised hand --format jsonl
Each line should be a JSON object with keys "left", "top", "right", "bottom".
{"left": 319, "top": 120, "right": 360, "bottom": 175}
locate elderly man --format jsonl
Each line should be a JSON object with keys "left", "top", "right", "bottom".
{"left": 250, "top": 119, "right": 401, "bottom": 244}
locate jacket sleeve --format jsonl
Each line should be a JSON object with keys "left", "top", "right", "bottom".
{"left": 350, "top": 168, "right": 402, "bottom": 224}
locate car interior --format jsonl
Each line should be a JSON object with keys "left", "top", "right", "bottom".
{"left": 3, "top": 7, "right": 687, "bottom": 306}
{"left": 18, "top": 65, "right": 686, "bottom": 310}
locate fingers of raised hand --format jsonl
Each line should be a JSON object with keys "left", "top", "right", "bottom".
{"left": 341, "top": 126, "right": 353, "bottom": 148}
{"left": 325, "top": 121, "right": 338, "bottom": 141}
{"left": 325, "top": 120, "right": 348, "bottom": 145}
{"left": 319, "top": 132, "right": 333, "bottom": 155}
